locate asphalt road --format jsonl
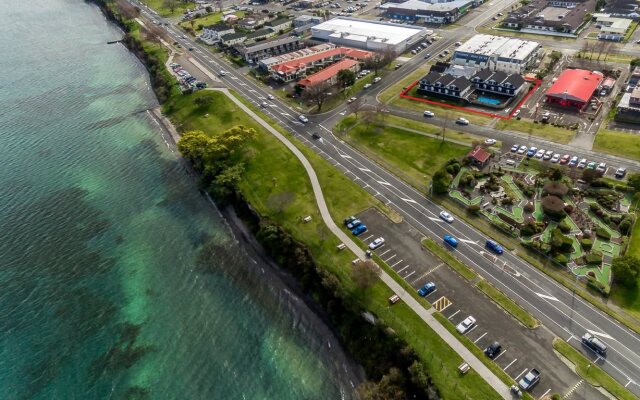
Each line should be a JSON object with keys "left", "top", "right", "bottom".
{"left": 132, "top": 3, "right": 640, "bottom": 395}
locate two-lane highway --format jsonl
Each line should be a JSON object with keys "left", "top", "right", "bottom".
{"left": 132, "top": 5, "right": 640, "bottom": 394}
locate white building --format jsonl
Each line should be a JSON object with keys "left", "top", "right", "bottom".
{"left": 451, "top": 34, "right": 541, "bottom": 74}
{"left": 200, "top": 24, "right": 235, "bottom": 45}
{"left": 311, "top": 17, "right": 427, "bottom": 53}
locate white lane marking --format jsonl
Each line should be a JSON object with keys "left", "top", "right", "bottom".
{"left": 448, "top": 310, "right": 461, "bottom": 320}
{"left": 539, "top": 388, "right": 551, "bottom": 399}
{"left": 493, "top": 349, "right": 506, "bottom": 361}
{"left": 535, "top": 293, "right": 559, "bottom": 301}
{"left": 503, "top": 358, "right": 518, "bottom": 371}
{"left": 359, "top": 167, "right": 372, "bottom": 172}
{"left": 473, "top": 332, "right": 488, "bottom": 344}
{"left": 397, "top": 264, "right": 410, "bottom": 273}
{"left": 402, "top": 197, "right": 418, "bottom": 203}
{"left": 404, "top": 270, "right": 416, "bottom": 279}
{"left": 390, "top": 259, "right": 403, "bottom": 268}
{"left": 514, "top": 368, "right": 528, "bottom": 381}
{"left": 384, "top": 254, "right": 397, "bottom": 263}
{"left": 428, "top": 217, "right": 442, "bottom": 222}
{"left": 379, "top": 249, "right": 391, "bottom": 257}
{"left": 411, "top": 271, "right": 430, "bottom": 284}
{"left": 587, "top": 330, "right": 614, "bottom": 340}
{"left": 341, "top": 154, "right": 353, "bottom": 159}
{"left": 362, "top": 234, "right": 374, "bottom": 241}
{"left": 458, "top": 239, "right": 476, "bottom": 244}
{"left": 377, "top": 180, "right": 391, "bottom": 186}
{"left": 466, "top": 325, "right": 478, "bottom": 335}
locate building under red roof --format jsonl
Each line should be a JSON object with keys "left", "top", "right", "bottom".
{"left": 270, "top": 47, "right": 374, "bottom": 82}
{"left": 467, "top": 146, "right": 492, "bottom": 167}
{"left": 545, "top": 69, "right": 603, "bottom": 109}
{"left": 298, "top": 59, "right": 359, "bottom": 87}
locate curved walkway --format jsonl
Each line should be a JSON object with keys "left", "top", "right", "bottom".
{"left": 215, "top": 88, "right": 513, "bottom": 400}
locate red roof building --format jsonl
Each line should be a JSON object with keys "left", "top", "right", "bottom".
{"left": 298, "top": 59, "right": 359, "bottom": 87}
{"left": 270, "top": 47, "right": 374, "bottom": 82}
{"left": 467, "top": 146, "right": 492, "bottom": 167}
{"left": 545, "top": 69, "right": 603, "bottom": 109}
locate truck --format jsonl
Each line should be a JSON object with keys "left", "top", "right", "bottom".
{"left": 518, "top": 368, "right": 540, "bottom": 391}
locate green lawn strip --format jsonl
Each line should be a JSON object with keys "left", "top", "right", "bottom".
{"left": 140, "top": 0, "right": 196, "bottom": 17}
{"left": 500, "top": 175, "right": 526, "bottom": 201}
{"left": 593, "top": 238, "right": 621, "bottom": 259}
{"left": 594, "top": 128, "right": 640, "bottom": 161}
{"left": 433, "top": 313, "right": 534, "bottom": 400}
{"left": 587, "top": 210, "right": 622, "bottom": 239}
{"left": 574, "top": 263, "right": 611, "bottom": 287}
{"left": 540, "top": 221, "right": 558, "bottom": 243}
{"left": 390, "top": 95, "right": 493, "bottom": 126}
{"left": 342, "top": 122, "right": 469, "bottom": 190}
{"left": 450, "top": 190, "right": 483, "bottom": 206}
{"left": 422, "top": 238, "right": 478, "bottom": 281}
{"left": 179, "top": 11, "right": 245, "bottom": 33}
{"left": 378, "top": 64, "right": 431, "bottom": 104}
{"left": 553, "top": 338, "right": 638, "bottom": 400}
{"left": 495, "top": 118, "right": 576, "bottom": 144}
{"left": 624, "top": 21, "right": 639, "bottom": 42}
{"left": 382, "top": 114, "right": 490, "bottom": 146}
{"left": 569, "top": 235, "right": 584, "bottom": 259}
{"left": 475, "top": 279, "right": 539, "bottom": 329}
{"left": 533, "top": 200, "right": 544, "bottom": 222}
{"left": 494, "top": 206, "right": 525, "bottom": 224}
{"left": 227, "top": 91, "right": 504, "bottom": 399}
{"left": 584, "top": 198, "right": 625, "bottom": 218}
{"left": 564, "top": 214, "right": 581, "bottom": 233}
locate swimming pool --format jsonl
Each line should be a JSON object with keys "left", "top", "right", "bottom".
{"left": 477, "top": 96, "right": 501, "bottom": 105}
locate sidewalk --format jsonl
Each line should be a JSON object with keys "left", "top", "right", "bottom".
{"left": 215, "top": 87, "right": 513, "bottom": 400}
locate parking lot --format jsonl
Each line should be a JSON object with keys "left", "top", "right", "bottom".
{"left": 352, "top": 208, "right": 607, "bottom": 400}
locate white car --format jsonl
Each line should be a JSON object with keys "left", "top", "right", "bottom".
{"left": 299, "top": 115, "right": 309, "bottom": 123}
{"left": 535, "top": 149, "right": 545, "bottom": 158}
{"left": 456, "top": 316, "right": 477, "bottom": 334}
{"left": 368, "top": 237, "right": 385, "bottom": 250}
{"left": 513, "top": 109, "right": 521, "bottom": 117}
{"left": 543, "top": 150, "right": 554, "bottom": 160}
{"left": 439, "top": 211, "right": 454, "bottom": 223}
{"left": 517, "top": 145, "right": 528, "bottom": 155}
{"left": 267, "top": 94, "right": 275, "bottom": 100}
{"left": 423, "top": 110, "right": 435, "bottom": 117}
{"left": 261, "top": 102, "right": 268, "bottom": 108}
{"left": 550, "top": 153, "right": 561, "bottom": 163}
{"left": 577, "top": 158, "right": 588, "bottom": 169}
{"left": 456, "top": 117, "right": 469, "bottom": 125}
{"left": 484, "top": 139, "right": 497, "bottom": 146}
{"left": 347, "top": 97, "right": 357, "bottom": 103}
{"left": 596, "top": 162, "right": 607, "bottom": 172}
{"left": 373, "top": 76, "right": 382, "bottom": 83}
{"left": 364, "top": 83, "right": 372, "bottom": 89}
{"left": 219, "top": 70, "right": 227, "bottom": 76}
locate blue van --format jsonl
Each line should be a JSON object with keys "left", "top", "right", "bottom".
{"left": 443, "top": 235, "right": 458, "bottom": 248}
{"left": 352, "top": 225, "right": 368, "bottom": 236}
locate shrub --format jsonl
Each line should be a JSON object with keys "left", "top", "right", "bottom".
{"left": 587, "top": 277, "right": 609, "bottom": 297}
{"left": 501, "top": 196, "right": 514, "bottom": 206}
{"left": 595, "top": 227, "right": 611, "bottom": 240}
{"left": 554, "top": 254, "right": 569, "bottom": 265}
{"left": 524, "top": 202, "right": 534, "bottom": 213}
{"left": 563, "top": 204, "right": 574, "bottom": 214}
{"left": 558, "top": 218, "right": 571, "bottom": 233}
{"left": 541, "top": 195, "right": 565, "bottom": 219}
{"left": 585, "top": 251, "right": 603, "bottom": 264}
{"left": 520, "top": 222, "right": 536, "bottom": 237}
{"left": 612, "top": 255, "right": 640, "bottom": 288}
{"left": 543, "top": 181, "right": 568, "bottom": 197}
{"left": 580, "top": 238, "right": 593, "bottom": 250}
{"left": 467, "top": 204, "right": 481, "bottom": 215}
{"left": 591, "top": 178, "right": 611, "bottom": 188}
{"left": 619, "top": 216, "right": 633, "bottom": 235}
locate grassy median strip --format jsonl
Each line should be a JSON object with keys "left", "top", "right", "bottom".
{"left": 476, "top": 279, "right": 539, "bottom": 329}
{"left": 433, "top": 313, "right": 535, "bottom": 400}
{"left": 553, "top": 338, "right": 638, "bottom": 400}
{"left": 422, "top": 238, "right": 478, "bottom": 280}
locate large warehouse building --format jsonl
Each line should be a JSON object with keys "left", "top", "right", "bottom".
{"left": 451, "top": 34, "right": 541, "bottom": 74}
{"left": 545, "top": 69, "right": 603, "bottom": 109}
{"left": 311, "top": 17, "right": 427, "bottom": 53}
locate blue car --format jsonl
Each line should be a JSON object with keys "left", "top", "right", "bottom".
{"left": 526, "top": 147, "right": 537, "bottom": 157}
{"left": 352, "top": 225, "right": 367, "bottom": 236}
{"left": 418, "top": 282, "right": 436, "bottom": 297}
{"left": 444, "top": 235, "right": 458, "bottom": 248}
{"left": 486, "top": 239, "right": 504, "bottom": 254}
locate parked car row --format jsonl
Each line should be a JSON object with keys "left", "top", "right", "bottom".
{"left": 509, "top": 144, "right": 627, "bottom": 177}
{"left": 343, "top": 215, "right": 367, "bottom": 236}
{"left": 169, "top": 63, "right": 207, "bottom": 90}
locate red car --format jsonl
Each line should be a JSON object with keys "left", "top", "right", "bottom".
{"left": 559, "top": 154, "right": 571, "bottom": 165}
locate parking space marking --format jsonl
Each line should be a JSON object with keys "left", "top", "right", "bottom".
{"left": 411, "top": 271, "right": 430, "bottom": 284}
{"left": 473, "top": 332, "right": 487, "bottom": 344}
{"left": 404, "top": 270, "right": 416, "bottom": 279}
{"left": 514, "top": 368, "right": 528, "bottom": 381}
{"left": 539, "top": 388, "right": 551, "bottom": 399}
{"left": 466, "top": 325, "right": 478, "bottom": 335}
{"left": 390, "top": 259, "right": 403, "bottom": 268}
{"left": 362, "top": 234, "right": 373, "bottom": 241}
{"left": 503, "top": 358, "right": 517, "bottom": 371}
{"left": 397, "top": 264, "right": 410, "bottom": 273}
{"left": 384, "top": 254, "right": 397, "bottom": 263}
{"left": 447, "top": 310, "right": 461, "bottom": 320}
{"left": 493, "top": 349, "right": 506, "bottom": 361}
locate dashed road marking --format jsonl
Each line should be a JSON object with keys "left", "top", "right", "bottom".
{"left": 359, "top": 167, "right": 372, "bottom": 172}
{"left": 586, "top": 330, "right": 614, "bottom": 340}
{"left": 563, "top": 379, "right": 584, "bottom": 399}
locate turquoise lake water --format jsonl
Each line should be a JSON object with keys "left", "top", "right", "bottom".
{"left": 0, "top": 1, "right": 357, "bottom": 398}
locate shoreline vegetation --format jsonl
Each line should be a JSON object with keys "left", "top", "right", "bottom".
{"left": 92, "top": 1, "right": 453, "bottom": 398}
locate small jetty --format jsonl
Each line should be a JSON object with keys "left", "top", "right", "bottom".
{"left": 107, "top": 39, "right": 123, "bottom": 44}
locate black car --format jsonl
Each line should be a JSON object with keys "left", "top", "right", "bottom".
{"left": 484, "top": 342, "right": 502, "bottom": 359}
{"left": 312, "top": 132, "right": 321, "bottom": 140}
{"left": 343, "top": 216, "right": 357, "bottom": 226}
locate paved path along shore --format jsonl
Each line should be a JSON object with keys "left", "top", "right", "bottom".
{"left": 214, "top": 88, "right": 514, "bottom": 400}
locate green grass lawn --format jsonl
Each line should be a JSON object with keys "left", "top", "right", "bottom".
{"left": 476, "top": 280, "right": 539, "bottom": 328}
{"left": 610, "top": 208, "right": 640, "bottom": 319}
{"left": 553, "top": 338, "right": 638, "bottom": 400}
{"left": 342, "top": 120, "right": 470, "bottom": 190}
{"left": 140, "top": 0, "right": 196, "bottom": 17}
{"left": 379, "top": 64, "right": 431, "bottom": 104}
{"left": 593, "top": 128, "right": 640, "bottom": 161}
{"left": 495, "top": 118, "right": 576, "bottom": 144}
{"left": 391, "top": 96, "right": 493, "bottom": 126}
{"left": 179, "top": 11, "right": 245, "bottom": 33}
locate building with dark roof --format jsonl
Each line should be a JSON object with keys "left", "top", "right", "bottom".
{"left": 545, "top": 69, "right": 603, "bottom": 109}
{"left": 265, "top": 17, "right": 293, "bottom": 32}
{"left": 602, "top": 0, "right": 640, "bottom": 19}
{"left": 236, "top": 36, "right": 304, "bottom": 63}
{"left": 417, "top": 68, "right": 526, "bottom": 101}
{"left": 221, "top": 32, "right": 248, "bottom": 46}
{"left": 200, "top": 24, "right": 235, "bottom": 45}
{"left": 616, "top": 86, "right": 640, "bottom": 123}
{"left": 502, "top": 0, "right": 595, "bottom": 36}
{"left": 470, "top": 69, "right": 526, "bottom": 97}
{"left": 417, "top": 71, "right": 474, "bottom": 99}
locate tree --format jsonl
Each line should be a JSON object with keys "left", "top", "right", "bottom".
{"left": 612, "top": 255, "right": 640, "bottom": 288}
{"left": 194, "top": 94, "right": 215, "bottom": 108}
{"left": 337, "top": 69, "right": 356, "bottom": 90}
{"left": 350, "top": 260, "right": 380, "bottom": 290}
{"left": 357, "top": 368, "right": 406, "bottom": 400}
{"left": 348, "top": 97, "right": 366, "bottom": 119}
{"left": 541, "top": 195, "right": 565, "bottom": 219}
{"left": 581, "top": 168, "right": 601, "bottom": 183}
{"left": 543, "top": 181, "right": 568, "bottom": 197}
{"left": 302, "top": 81, "right": 331, "bottom": 111}
{"left": 441, "top": 111, "right": 451, "bottom": 143}
{"left": 431, "top": 169, "right": 452, "bottom": 195}
{"left": 163, "top": 0, "right": 178, "bottom": 13}
{"left": 627, "top": 173, "right": 640, "bottom": 192}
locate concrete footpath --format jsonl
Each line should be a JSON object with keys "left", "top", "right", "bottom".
{"left": 215, "top": 88, "right": 513, "bottom": 400}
